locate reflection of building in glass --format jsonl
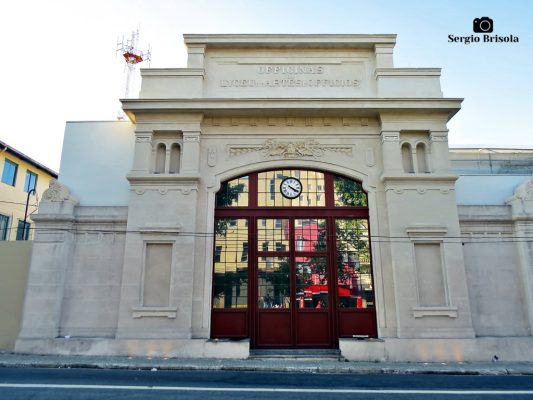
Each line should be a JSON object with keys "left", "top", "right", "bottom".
{"left": 258, "top": 170, "right": 325, "bottom": 207}
{"left": 213, "top": 218, "right": 249, "bottom": 308}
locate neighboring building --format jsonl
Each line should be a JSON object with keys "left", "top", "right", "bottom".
{"left": 0, "top": 140, "right": 58, "bottom": 241}
{"left": 16, "top": 34, "right": 533, "bottom": 362}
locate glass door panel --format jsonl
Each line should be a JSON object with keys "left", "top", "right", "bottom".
{"left": 213, "top": 218, "right": 249, "bottom": 309}
{"left": 335, "top": 218, "right": 377, "bottom": 338}
{"left": 295, "top": 257, "right": 328, "bottom": 309}
{"left": 257, "top": 257, "right": 290, "bottom": 309}
{"left": 335, "top": 219, "right": 374, "bottom": 308}
{"left": 211, "top": 218, "right": 249, "bottom": 338}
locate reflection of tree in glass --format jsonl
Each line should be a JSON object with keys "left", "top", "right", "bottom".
{"left": 308, "top": 219, "right": 368, "bottom": 283}
{"left": 308, "top": 220, "right": 328, "bottom": 281}
{"left": 217, "top": 181, "right": 246, "bottom": 207}
{"left": 334, "top": 176, "right": 367, "bottom": 207}
{"left": 262, "top": 260, "right": 290, "bottom": 307}
{"left": 335, "top": 219, "right": 371, "bottom": 307}
{"left": 213, "top": 220, "right": 248, "bottom": 309}
{"left": 213, "top": 269, "right": 247, "bottom": 308}
{"left": 215, "top": 182, "right": 246, "bottom": 236}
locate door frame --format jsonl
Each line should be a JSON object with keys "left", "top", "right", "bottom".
{"left": 211, "top": 170, "right": 376, "bottom": 348}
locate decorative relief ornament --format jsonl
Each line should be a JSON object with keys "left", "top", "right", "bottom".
{"left": 381, "top": 133, "right": 400, "bottom": 142}
{"left": 136, "top": 136, "right": 152, "bottom": 143}
{"left": 513, "top": 178, "right": 533, "bottom": 200}
{"left": 42, "top": 179, "right": 79, "bottom": 203}
{"left": 365, "top": 148, "right": 375, "bottom": 167}
{"left": 207, "top": 147, "right": 217, "bottom": 167}
{"left": 430, "top": 133, "right": 448, "bottom": 142}
{"left": 184, "top": 135, "right": 200, "bottom": 142}
{"left": 229, "top": 139, "right": 352, "bottom": 159}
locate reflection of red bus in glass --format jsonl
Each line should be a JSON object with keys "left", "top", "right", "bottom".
{"left": 293, "top": 219, "right": 371, "bottom": 309}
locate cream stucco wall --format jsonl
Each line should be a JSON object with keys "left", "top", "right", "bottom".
{"left": 14, "top": 34, "right": 533, "bottom": 361}
{"left": 59, "top": 121, "right": 135, "bottom": 206}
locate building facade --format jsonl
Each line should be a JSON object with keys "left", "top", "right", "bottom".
{"left": 0, "top": 140, "right": 58, "bottom": 241}
{"left": 16, "top": 35, "right": 533, "bottom": 361}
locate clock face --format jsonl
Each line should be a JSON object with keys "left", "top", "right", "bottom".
{"left": 280, "top": 177, "right": 302, "bottom": 199}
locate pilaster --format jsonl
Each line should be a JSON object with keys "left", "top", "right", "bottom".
{"left": 374, "top": 44, "right": 394, "bottom": 68}
{"left": 378, "top": 117, "right": 474, "bottom": 339}
{"left": 16, "top": 181, "right": 78, "bottom": 342}
{"left": 187, "top": 44, "right": 206, "bottom": 68}
{"left": 117, "top": 115, "right": 203, "bottom": 340}
{"left": 380, "top": 130, "right": 402, "bottom": 174}
{"left": 181, "top": 131, "right": 201, "bottom": 174}
{"left": 430, "top": 130, "right": 451, "bottom": 173}
{"left": 132, "top": 131, "right": 153, "bottom": 173}
{"left": 506, "top": 178, "right": 533, "bottom": 335}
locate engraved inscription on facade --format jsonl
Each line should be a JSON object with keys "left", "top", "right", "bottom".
{"left": 219, "top": 64, "right": 360, "bottom": 88}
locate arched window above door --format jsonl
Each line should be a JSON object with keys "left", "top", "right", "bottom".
{"left": 216, "top": 170, "right": 367, "bottom": 209}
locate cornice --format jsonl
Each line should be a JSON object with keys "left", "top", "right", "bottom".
{"left": 380, "top": 173, "right": 459, "bottom": 183}
{"left": 126, "top": 173, "right": 201, "bottom": 185}
{"left": 140, "top": 68, "right": 204, "bottom": 77}
{"left": 375, "top": 68, "right": 442, "bottom": 77}
{"left": 183, "top": 34, "right": 397, "bottom": 49}
{"left": 122, "top": 98, "right": 463, "bottom": 121}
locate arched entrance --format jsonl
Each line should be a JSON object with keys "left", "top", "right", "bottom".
{"left": 211, "top": 169, "right": 377, "bottom": 348}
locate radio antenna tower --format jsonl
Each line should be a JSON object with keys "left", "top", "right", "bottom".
{"left": 116, "top": 29, "right": 151, "bottom": 101}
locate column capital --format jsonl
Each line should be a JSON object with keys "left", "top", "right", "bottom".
{"left": 183, "top": 130, "right": 201, "bottom": 142}
{"left": 135, "top": 131, "right": 153, "bottom": 143}
{"left": 381, "top": 131, "right": 400, "bottom": 143}
{"left": 430, "top": 130, "right": 449, "bottom": 142}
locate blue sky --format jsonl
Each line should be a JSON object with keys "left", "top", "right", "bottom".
{"left": 1, "top": 0, "right": 531, "bottom": 170}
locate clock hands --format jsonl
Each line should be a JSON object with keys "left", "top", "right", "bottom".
{"left": 288, "top": 184, "right": 299, "bottom": 192}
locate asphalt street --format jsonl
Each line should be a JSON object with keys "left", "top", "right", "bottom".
{"left": 1, "top": 368, "right": 533, "bottom": 399}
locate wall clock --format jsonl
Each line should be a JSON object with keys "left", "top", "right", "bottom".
{"left": 280, "top": 177, "right": 302, "bottom": 199}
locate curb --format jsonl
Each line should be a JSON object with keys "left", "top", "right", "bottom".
{"left": 1, "top": 355, "right": 533, "bottom": 375}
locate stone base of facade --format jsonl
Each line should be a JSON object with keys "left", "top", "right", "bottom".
{"left": 340, "top": 337, "right": 533, "bottom": 362}
{"left": 15, "top": 337, "right": 533, "bottom": 362}
{"left": 14, "top": 338, "right": 250, "bottom": 359}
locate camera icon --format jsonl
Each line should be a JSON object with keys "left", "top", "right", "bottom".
{"left": 473, "top": 17, "right": 493, "bottom": 33}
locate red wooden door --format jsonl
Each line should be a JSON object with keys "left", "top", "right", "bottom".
{"left": 254, "top": 217, "right": 333, "bottom": 348}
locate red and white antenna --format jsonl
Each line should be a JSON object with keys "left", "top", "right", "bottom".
{"left": 116, "top": 29, "right": 151, "bottom": 100}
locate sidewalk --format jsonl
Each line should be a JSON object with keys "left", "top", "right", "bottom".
{"left": 1, "top": 352, "right": 532, "bottom": 375}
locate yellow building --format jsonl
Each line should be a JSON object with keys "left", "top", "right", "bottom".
{"left": 0, "top": 140, "right": 57, "bottom": 241}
